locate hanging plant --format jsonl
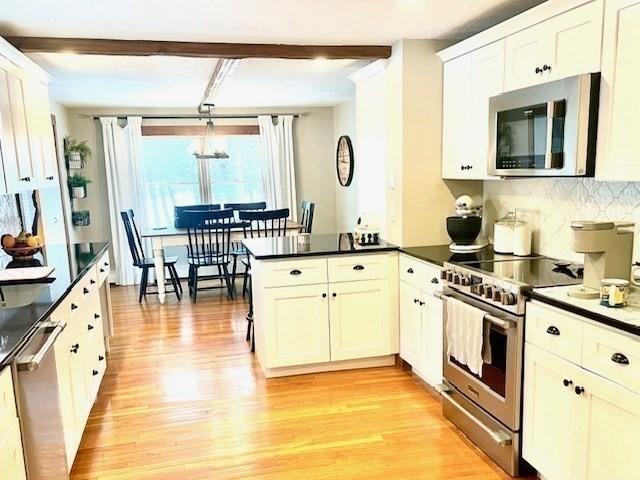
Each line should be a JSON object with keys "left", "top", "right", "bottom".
{"left": 68, "top": 173, "right": 92, "bottom": 199}
{"left": 64, "top": 136, "right": 92, "bottom": 169}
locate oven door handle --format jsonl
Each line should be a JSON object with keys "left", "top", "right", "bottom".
{"left": 440, "top": 388, "right": 513, "bottom": 447}
{"left": 434, "top": 293, "right": 514, "bottom": 330}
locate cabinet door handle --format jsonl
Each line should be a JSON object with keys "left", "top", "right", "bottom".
{"left": 71, "top": 303, "right": 78, "bottom": 311}
{"left": 70, "top": 343, "right": 79, "bottom": 354}
{"left": 542, "top": 64, "right": 551, "bottom": 71}
{"left": 88, "top": 324, "right": 94, "bottom": 331}
{"left": 546, "top": 325, "right": 560, "bottom": 336}
{"left": 611, "top": 352, "right": 630, "bottom": 365}
{"left": 419, "top": 301, "right": 425, "bottom": 306}
{"left": 563, "top": 379, "right": 573, "bottom": 387}
{"left": 289, "top": 269, "right": 302, "bottom": 276}
{"left": 414, "top": 298, "right": 419, "bottom": 304}
{"left": 407, "top": 268, "right": 414, "bottom": 274}
{"left": 46, "top": 176, "right": 54, "bottom": 180}
{"left": 353, "top": 264, "right": 365, "bottom": 271}
{"left": 574, "top": 386, "right": 585, "bottom": 395}
{"left": 92, "top": 369, "right": 99, "bottom": 376}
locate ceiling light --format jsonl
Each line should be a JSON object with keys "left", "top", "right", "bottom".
{"left": 193, "top": 104, "right": 229, "bottom": 160}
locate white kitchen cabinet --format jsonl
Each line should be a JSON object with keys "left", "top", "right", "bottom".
{"left": 441, "top": 54, "right": 473, "bottom": 179}
{"left": 329, "top": 279, "right": 391, "bottom": 361}
{"left": 263, "top": 283, "right": 330, "bottom": 368}
{"left": 504, "top": 0, "right": 603, "bottom": 91}
{"left": 416, "top": 293, "right": 444, "bottom": 387}
{"left": 25, "top": 79, "right": 57, "bottom": 188}
{"left": 442, "top": 41, "right": 504, "bottom": 180}
{"left": 400, "top": 281, "right": 422, "bottom": 367}
{"left": 0, "top": 368, "right": 26, "bottom": 480}
{"left": 573, "top": 367, "right": 640, "bottom": 480}
{"left": 523, "top": 344, "right": 581, "bottom": 480}
{"left": 595, "top": 0, "right": 640, "bottom": 181}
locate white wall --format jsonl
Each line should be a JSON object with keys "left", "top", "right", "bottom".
{"left": 61, "top": 106, "right": 339, "bottom": 248}
{"left": 333, "top": 99, "right": 357, "bottom": 232}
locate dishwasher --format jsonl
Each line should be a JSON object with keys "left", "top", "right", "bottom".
{"left": 14, "top": 315, "right": 73, "bottom": 480}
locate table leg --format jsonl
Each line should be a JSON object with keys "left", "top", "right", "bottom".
{"left": 152, "top": 237, "right": 166, "bottom": 304}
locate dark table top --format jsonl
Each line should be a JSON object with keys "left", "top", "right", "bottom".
{"left": 243, "top": 233, "right": 398, "bottom": 260}
{"left": 0, "top": 242, "right": 109, "bottom": 367}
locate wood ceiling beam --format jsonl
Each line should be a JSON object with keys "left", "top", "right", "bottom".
{"left": 5, "top": 36, "right": 392, "bottom": 60}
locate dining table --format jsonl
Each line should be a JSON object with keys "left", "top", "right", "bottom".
{"left": 141, "top": 221, "right": 303, "bottom": 304}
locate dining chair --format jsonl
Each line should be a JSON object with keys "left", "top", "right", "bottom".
{"left": 174, "top": 203, "right": 221, "bottom": 228}
{"left": 223, "top": 201, "right": 267, "bottom": 287}
{"left": 300, "top": 201, "right": 315, "bottom": 234}
{"left": 238, "top": 208, "right": 290, "bottom": 352}
{"left": 120, "top": 210, "right": 182, "bottom": 303}
{"left": 183, "top": 208, "right": 235, "bottom": 302}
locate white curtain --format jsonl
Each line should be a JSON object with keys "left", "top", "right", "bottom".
{"left": 101, "top": 116, "right": 145, "bottom": 285}
{"left": 257, "top": 115, "right": 297, "bottom": 221}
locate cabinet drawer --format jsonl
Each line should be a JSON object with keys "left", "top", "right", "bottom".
{"left": 0, "top": 367, "right": 17, "bottom": 430}
{"left": 399, "top": 254, "right": 442, "bottom": 293}
{"left": 526, "top": 301, "right": 583, "bottom": 365}
{"left": 582, "top": 322, "right": 640, "bottom": 395}
{"left": 261, "top": 258, "right": 327, "bottom": 288}
{"left": 96, "top": 251, "right": 110, "bottom": 285}
{"left": 328, "top": 254, "right": 389, "bottom": 283}
{"left": 0, "top": 418, "right": 26, "bottom": 480}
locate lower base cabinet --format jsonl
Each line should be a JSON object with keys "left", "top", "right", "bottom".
{"left": 0, "top": 368, "right": 26, "bottom": 480}
{"left": 523, "top": 343, "right": 640, "bottom": 480}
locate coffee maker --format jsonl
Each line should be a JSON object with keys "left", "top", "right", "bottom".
{"left": 568, "top": 221, "right": 634, "bottom": 299}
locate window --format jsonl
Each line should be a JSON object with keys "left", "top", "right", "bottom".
{"left": 141, "top": 133, "right": 263, "bottom": 226}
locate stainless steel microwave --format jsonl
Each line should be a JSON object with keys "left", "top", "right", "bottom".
{"left": 488, "top": 73, "right": 600, "bottom": 177}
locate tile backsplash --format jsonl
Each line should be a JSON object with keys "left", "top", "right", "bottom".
{"left": 483, "top": 178, "right": 640, "bottom": 263}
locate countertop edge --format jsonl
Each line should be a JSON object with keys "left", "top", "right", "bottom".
{"left": 246, "top": 246, "right": 399, "bottom": 260}
{"left": 526, "top": 289, "right": 640, "bottom": 338}
{"left": 0, "top": 242, "right": 110, "bottom": 368}
{"left": 398, "top": 248, "right": 445, "bottom": 267}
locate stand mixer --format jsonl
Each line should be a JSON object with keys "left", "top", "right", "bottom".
{"left": 447, "top": 195, "right": 488, "bottom": 253}
{"left": 568, "top": 221, "right": 635, "bottom": 299}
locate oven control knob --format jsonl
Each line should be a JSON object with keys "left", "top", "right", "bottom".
{"left": 470, "top": 283, "right": 479, "bottom": 294}
{"left": 493, "top": 289, "right": 503, "bottom": 302}
{"left": 502, "top": 293, "right": 517, "bottom": 306}
{"left": 477, "top": 284, "right": 486, "bottom": 296}
{"left": 460, "top": 276, "right": 470, "bottom": 287}
{"left": 484, "top": 285, "right": 493, "bottom": 299}
{"left": 452, "top": 273, "right": 461, "bottom": 285}
{"left": 440, "top": 269, "right": 448, "bottom": 280}
{"left": 446, "top": 271, "right": 454, "bottom": 282}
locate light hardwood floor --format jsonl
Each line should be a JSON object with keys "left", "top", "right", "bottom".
{"left": 70, "top": 285, "right": 515, "bottom": 480}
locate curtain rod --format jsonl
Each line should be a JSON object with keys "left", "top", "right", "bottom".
{"left": 84, "top": 113, "right": 303, "bottom": 120}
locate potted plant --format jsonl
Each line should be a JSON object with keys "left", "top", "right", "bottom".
{"left": 72, "top": 210, "right": 91, "bottom": 226}
{"left": 64, "top": 136, "right": 92, "bottom": 169}
{"left": 68, "top": 174, "right": 92, "bottom": 199}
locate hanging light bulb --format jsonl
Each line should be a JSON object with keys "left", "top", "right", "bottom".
{"left": 193, "top": 104, "right": 229, "bottom": 160}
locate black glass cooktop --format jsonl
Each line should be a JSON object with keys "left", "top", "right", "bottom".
{"left": 462, "top": 257, "right": 583, "bottom": 288}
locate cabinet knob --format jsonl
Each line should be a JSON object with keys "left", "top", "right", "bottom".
{"left": 71, "top": 303, "right": 78, "bottom": 311}
{"left": 104, "top": 261, "right": 109, "bottom": 266}
{"left": 563, "top": 379, "right": 573, "bottom": 387}
{"left": 90, "top": 279, "right": 96, "bottom": 285}
{"left": 419, "top": 301, "right": 425, "bottom": 306}
{"left": 46, "top": 176, "right": 54, "bottom": 180}
{"left": 94, "top": 313, "right": 101, "bottom": 319}
{"left": 431, "top": 277, "right": 439, "bottom": 284}
{"left": 574, "top": 386, "right": 585, "bottom": 395}
{"left": 88, "top": 324, "right": 94, "bottom": 331}
{"left": 70, "top": 343, "right": 79, "bottom": 354}
{"left": 546, "top": 325, "right": 560, "bottom": 336}
{"left": 353, "top": 264, "right": 365, "bottom": 271}
{"left": 322, "top": 293, "right": 327, "bottom": 298}
{"left": 332, "top": 293, "right": 337, "bottom": 297}
{"left": 98, "top": 355, "right": 105, "bottom": 361}
{"left": 543, "top": 64, "right": 551, "bottom": 71}
{"left": 611, "top": 352, "right": 630, "bottom": 365}
{"left": 414, "top": 298, "right": 419, "bottom": 304}
{"left": 92, "top": 369, "right": 99, "bottom": 376}
{"left": 407, "top": 268, "right": 414, "bottom": 274}
{"left": 535, "top": 66, "right": 543, "bottom": 74}
{"left": 289, "top": 269, "right": 302, "bottom": 276}
{"left": 83, "top": 287, "right": 89, "bottom": 295}
{"left": 100, "top": 268, "right": 105, "bottom": 273}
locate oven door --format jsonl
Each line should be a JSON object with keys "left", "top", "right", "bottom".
{"left": 442, "top": 288, "right": 523, "bottom": 430}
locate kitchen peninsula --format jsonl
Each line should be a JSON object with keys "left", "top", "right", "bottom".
{"left": 243, "top": 234, "right": 399, "bottom": 378}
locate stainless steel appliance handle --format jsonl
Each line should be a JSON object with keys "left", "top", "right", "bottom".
{"left": 544, "top": 100, "right": 554, "bottom": 169}
{"left": 434, "top": 292, "right": 514, "bottom": 330}
{"left": 440, "top": 389, "right": 513, "bottom": 447}
{"left": 17, "top": 324, "right": 65, "bottom": 372}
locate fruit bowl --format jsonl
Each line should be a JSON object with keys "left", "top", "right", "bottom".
{"left": 2, "top": 245, "right": 43, "bottom": 261}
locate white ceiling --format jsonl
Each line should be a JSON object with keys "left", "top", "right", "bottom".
{"left": 1, "top": 0, "right": 546, "bottom": 108}
{"left": 0, "top": 0, "right": 545, "bottom": 44}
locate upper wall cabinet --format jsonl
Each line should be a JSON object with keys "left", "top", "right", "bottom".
{"left": 0, "top": 40, "right": 56, "bottom": 194}
{"left": 442, "top": 41, "right": 504, "bottom": 180}
{"left": 504, "top": 0, "right": 604, "bottom": 91}
{"left": 595, "top": 0, "right": 640, "bottom": 181}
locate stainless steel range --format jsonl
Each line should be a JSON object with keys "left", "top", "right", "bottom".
{"left": 438, "top": 257, "right": 581, "bottom": 476}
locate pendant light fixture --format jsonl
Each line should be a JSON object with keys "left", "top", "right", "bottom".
{"left": 193, "top": 103, "right": 229, "bottom": 160}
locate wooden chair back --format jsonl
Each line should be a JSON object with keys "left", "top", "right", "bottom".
{"left": 300, "top": 201, "right": 315, "bottom": 234}
{"left": 183, "top": 209, "right": 235, "bottom": 265}
{"left": 239, "top": 208, "right": 290, "bottom": 238}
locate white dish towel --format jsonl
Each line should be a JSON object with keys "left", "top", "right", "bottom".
{"left": 445, "top": 297, "right": 485, "bottom": 377}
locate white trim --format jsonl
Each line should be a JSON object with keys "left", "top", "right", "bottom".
{"left": 349, "top": 58, "right": 388, "bottom": 83}
{"left": 436, "top": 0, "right": 597, "bottom": 62}
{"left": 0, "top": 36, "right": 52, "bottom": 84}
{"left": 260, "top": 354, "right": 396, "bottom": 378}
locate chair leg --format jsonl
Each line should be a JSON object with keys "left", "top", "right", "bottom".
{"left": 246, "top": 275, "right": 253, "bottom": 342}
{"left": 188, "top": 265, "right": 194, "bottom": 297}
{"left": 231, "top": 254, "right": 238, "bottom": 294}
{"left": 168, "top": 265, "right": 181, "bottom": 301}
{"left": 217, "top": 264, "right": 224, "bottom": 287}
{"left": 138, "top": 267, "right": 148, "bottom": 303}
{"left": 192, "top": 267, "right": 199, "bottom": 303}
{"left": 171, "top": 264, "right": 183, "bottom": 294}
{"left": 242, "top": 269, "right": 249, "bottom": 298}
{"left": 222, "top": 264, "right": 233, "bottom": 300}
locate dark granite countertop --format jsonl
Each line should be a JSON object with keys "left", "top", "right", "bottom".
{"left": 243, "top": 233, "right": 398, "bottom": 260}
{"left": 399, "top": 244, "right": 536, "bottom": 266}
{"left": 527, "top": 288, "right": 640, "bottom": 337}
{"left": 0, "top": 242, "right": 109, "bottom": 367}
